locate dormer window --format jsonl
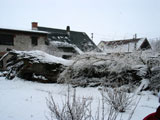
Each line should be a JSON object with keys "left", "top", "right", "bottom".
{"left": 31, "top": 36, "right": 38, "bottom": 46}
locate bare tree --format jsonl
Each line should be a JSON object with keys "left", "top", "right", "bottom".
{"left": 46, "top": 86, "right": 124, "bottom": 120}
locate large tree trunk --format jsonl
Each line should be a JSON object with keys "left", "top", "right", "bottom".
{"left": 3, "top": 50, "right": 68, "bottom": 83}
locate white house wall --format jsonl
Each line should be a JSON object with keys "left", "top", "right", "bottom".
{"left": 99, "top": 42, "right": 137, "bottom": 53}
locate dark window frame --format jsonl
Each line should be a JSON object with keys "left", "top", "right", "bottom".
{"left": 31, "top": 36, "right": 38, "bottom": 46}
{"left": 0, "top": 33, "right": 14, "bottom": 46}
{"left": 62, "top": 55, "right": 72, "bottom": 59}
{"left": 58, "top": 47, "right": 77, "bottom": 53}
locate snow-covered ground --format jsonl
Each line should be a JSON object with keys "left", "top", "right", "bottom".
{"left": 0, "top": 76, "right": 159, "bottom": 120}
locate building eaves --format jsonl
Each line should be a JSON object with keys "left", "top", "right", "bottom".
{"left": 0, "top": 27, "right": 48, "bottom": 35}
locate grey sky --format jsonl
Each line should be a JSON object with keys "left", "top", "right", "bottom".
{"left": 0, "top": 0, "right": 160, "bottom": 44}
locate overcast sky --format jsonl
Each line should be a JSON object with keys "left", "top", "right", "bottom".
{"left": 0, "top": 0, "right": 160, "bottom": 44}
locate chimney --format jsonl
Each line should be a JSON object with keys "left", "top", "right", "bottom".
{"left": 32, "top": 22, "right": 38, "bottom": 30}
{"left": 91, "top": 33, "right": 93, "bottom": 40}
{"left": 66, "top": 26, "right": 70, "bottom": 37}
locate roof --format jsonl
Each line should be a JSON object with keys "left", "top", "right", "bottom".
{"left": 98, "top": 38, "right": 151, "bottom": 53}
{"left": 0, "top": 27, "right": 48, "bottom": 35}
{"left": 99, "top": 38, "right": 142, "bottom": 46}
{"left": 37, "top": 26, "right": 99, "bottom": 52}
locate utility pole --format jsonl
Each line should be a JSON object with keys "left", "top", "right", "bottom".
{"left": 134, "top": 34, "right": 137, "bottom": 50}
{"left": 91, "top": 33, "right": 93, "bottom": 41}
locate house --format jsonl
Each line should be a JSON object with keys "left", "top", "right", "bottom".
{"left": 0, "top": 22, "right": 99, "bottom": 70}
{"left": 31, "top": 22, "right": 99, "bottom": 53}
{"left": 0, "top": 27, "right": 48, "bottom": 70}
{"left": 98, "top": 38, "right": 152, "bottom": 53}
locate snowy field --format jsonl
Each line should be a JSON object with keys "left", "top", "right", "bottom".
{"left": 0, "top": 76, "right": 159, "bottom": 120}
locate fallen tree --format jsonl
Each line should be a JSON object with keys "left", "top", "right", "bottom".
{"left": 1, "top": 50, "right": 72, "bottom": 83}
{"left": 58, "top": 51, "right": 160, "bottom": 91}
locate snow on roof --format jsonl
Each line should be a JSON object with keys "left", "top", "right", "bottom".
{"left": 13, "top": 50, "right": 73, "bottom": 66}
{"left": 51, "top": 41, "right": 75, "bottom": 47}
{"left": 50, "top": 41, "right": 83, "bottom": 54}
{"left": 0, "top": 27, "right": 48, "bottom": 34}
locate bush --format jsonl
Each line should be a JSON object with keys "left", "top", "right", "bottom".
{"left": 103, "top": 88, "right": 134, "bottom": 112}
{"left": 46, "top": 88, "right": 93, "bottom": 120}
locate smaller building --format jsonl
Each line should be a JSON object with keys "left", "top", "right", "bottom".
{"left": 48, "top": 40, "right": 82, "bottom": 59}
{"left": 98, "top": 38, "right": 152, "bottom": 53}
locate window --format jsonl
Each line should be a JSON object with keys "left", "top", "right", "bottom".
{"left": 62, "top": 55, "right": 72, "bottom": 59}
{"left": 58, "top": 47, "right": 77, "bottom": 53}
{"left": 0, "top": 34, "right": 14, "bottom": 45}
{"left": 31, "top": 36, "right": 38, "bottom": 46}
